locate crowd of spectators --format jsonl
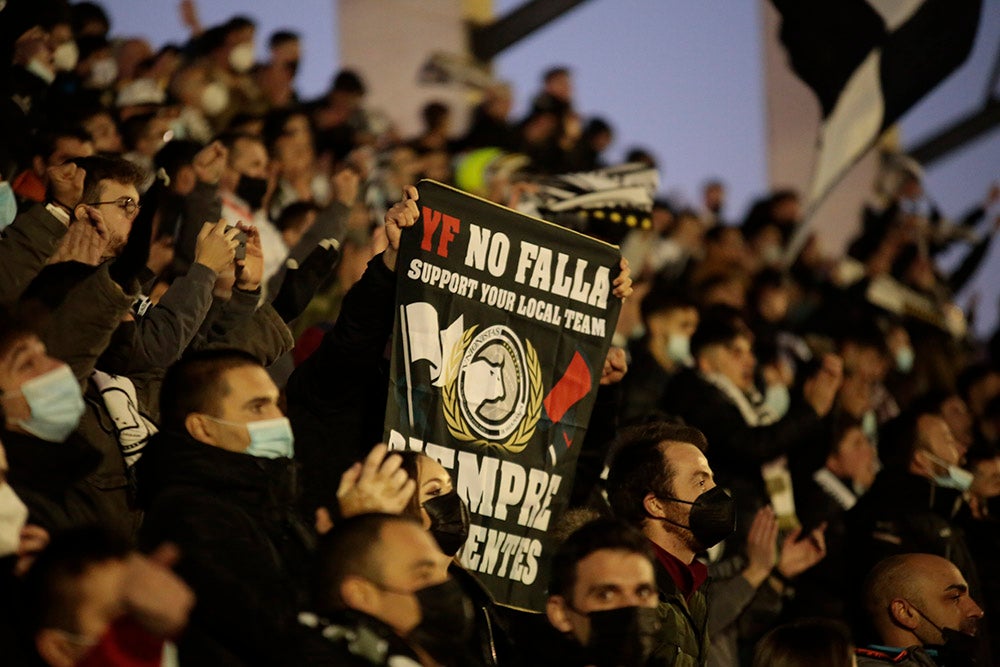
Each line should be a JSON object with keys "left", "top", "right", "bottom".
{"left": 2, "top": 1, "right": 999, "bottom": 666}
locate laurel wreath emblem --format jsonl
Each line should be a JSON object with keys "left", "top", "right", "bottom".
{"left": 442, "top": 326, "right": 543, "bottom": 454}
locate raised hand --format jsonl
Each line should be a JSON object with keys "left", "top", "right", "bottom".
{"left": 336, "top": 444, "right": 417, "bottom": 519}
{"left": 383, "top": 185, "right": 419, "bottom": 271}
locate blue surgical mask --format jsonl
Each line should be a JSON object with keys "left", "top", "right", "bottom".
{"left": 205, "top": 415, "right": 295, "bottom": 459}
{"left": 895, "top": 347, "right": 915, "bottom": 374}
{"left": 0, "top": 181, "right": 16, "bottom": 231}
{"left": 665, "top": 333, "right": 693, "bottom": 365}
{"left": 925, "top": 451, "right": 973, "bottom": 492}
{"left": 14, "top": 365, "right": 85, "bottom": 442}
{"left": 763, "top": 383, "right": 791, "bottom": 419}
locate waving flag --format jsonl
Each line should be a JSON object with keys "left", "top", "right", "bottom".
{"left": 773, "top": 0, "right": 982, "bottom": 257}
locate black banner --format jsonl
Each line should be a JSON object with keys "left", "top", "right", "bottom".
{"left": 384, "top": 180, "right": 622, "bottom": 610}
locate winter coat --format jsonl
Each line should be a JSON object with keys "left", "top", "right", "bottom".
{"left": 0, "top": 203, "right": 68, "bottom": 305}
{"left": 652, "top": 558, "right": 710, "bottom": 667}
{"left": 137, "top": 430, "right": 315, "bottom": 666}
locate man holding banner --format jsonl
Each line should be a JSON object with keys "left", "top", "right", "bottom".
{"left": 383, "top": 179, "right": 631, "bottom": 612}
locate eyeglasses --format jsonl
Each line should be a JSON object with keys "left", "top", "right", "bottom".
{"left": 88, "top": 197, "right": 141, "bottom": 218}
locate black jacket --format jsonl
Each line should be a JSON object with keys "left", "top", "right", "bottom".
{"left": 294, "top": 610, "right": 423, "bottom": 666}
{"left": 2, "top": 428, "right": 103, "bottom": 534}
{"left": 286, "top": 254, "right": 397, "bottom": 516}
{"left": 137, "top": 430, "right": 315, "bottom": 666}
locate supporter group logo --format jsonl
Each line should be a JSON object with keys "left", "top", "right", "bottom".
{"left": 443, "top": 325, "right": 542, "bottom": 453}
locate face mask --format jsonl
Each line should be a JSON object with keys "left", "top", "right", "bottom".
{"left": 0, "top": 484, "right": 28, "bottom": 558}
{"left": 26, "top": 58, "right": 56, "bottom": 84}
{"left": 229, "top": 42, "right": 255, "bottom": 73}
{"left": 895, "top": 347, "right": 915, "bottom": 374}
{"left": 861, "top": 410, "right": 879, "bottom": 443}
{"left": 665, "top": 333, "right": 692, "bottom": 365}
{"left": 407, "top": 579, "right": 475, "bottom": 664}
{"left": 0, "top": 181, "right": 17, "bottom": 231}
{"left": 200, "top": 81, "right": 230, "bottom": 116}
{"left": 581, "top": 606, "right": 661, "bottom": 667}
{"left": 762, "top": 383, "right": 791, "bottom": 419}
{"left": 909, "top": 603, "right": 979, "bottom": 667}
{"left": 760, "top": 244, "right": 782, "bottom": 265}
{"left": 15, "top": 365, "right": 85, "bottom": 442}
{"left": 236, "top": 174, "right": 268, "bottom": 211}
{"left": 649, "top": 485, "right": 736, "bottom": 550}
{"left": 52, "top": 41, "right": 79, "bottom": 72}
{"left": 204, "top": 415, "right": 295, "bottom": 459}
{"left": 423, "top": 491, "right": 471, "bottom": 557}
{"left": 88, "top": 58, "right": 119, "bottom": 89}
{"left": 925, "top": 451, "right": 973, "bottom": 492}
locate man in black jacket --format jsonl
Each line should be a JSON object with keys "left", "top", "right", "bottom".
{"left": 660, "top": 307, "right": 841, "bottom": 533}
{"left": 137, "top": 348, "right": 314, "bottom": 666}
{"left": 301, "top": 512, "right": 476, "bottom": 666}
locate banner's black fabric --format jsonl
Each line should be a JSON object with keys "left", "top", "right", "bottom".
{"left": 384, "top": 180, "right": 622, "bottom": 610}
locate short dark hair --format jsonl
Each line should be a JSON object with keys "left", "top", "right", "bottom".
{"left": 0, "top": 306, "right": 33, "bottom": 362}
{"left": 312, "top": 513, "right": 422, "bottom": 614}
{"left": 32, "top": 126, "right": 92, "bottom": 162}
{"left": 159, "top": 348, "right": 264, "bottom": 431}
{"left": 421, "top": 101, "right": 450, "bottom": 130}
{"left": 548, "top": 519, "right": 652, "bottom": 600}
{"left": 21, "top": 526, "right": 130, "bottom": 635}
{"left": 225, "top": 15, "right": 257, "bottom": 33}
{"left": 120, "top": 112, "right": 158, "bottom": 152}
{"left": 543, "top": 66, "right": 570, "bottom": 83}
{"left": 331, "top": 69, "right": 366, "bottom": 95}
{"left": 275, "top": 201, "right": 319, "bottom": 234}
{"left": 71, "top": 155, "right": 147, "bottom": 207}
{"left": 751, "top": 619, "right": 854, "bottom": 667}
{"left": 269, "top": 30, "right": 300, "bottom": 50}
{"left": 606, "top": 421, "right": 708, "bottom": 526}
{"left": 640, "top": 287, "right": 696, "bottom": 324}
{"left": 71, "top": 2, "right": 111, "bottom": 36}
{"left": 154, "top": 139, "right": 204, "bottom": 181}
{"left": 690, "top": 306, "right": 752, "bottom": 359}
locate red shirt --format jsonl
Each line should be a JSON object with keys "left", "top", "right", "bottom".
{"left": 650, "top": 540, "right": 708, "bottom": 601}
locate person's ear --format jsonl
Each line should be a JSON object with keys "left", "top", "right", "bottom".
{"left": 546, "top": 595, "right": 574, "bottom": 634}
{"left": 341, "top": 576, "right": 380, "bottom": 617}
{"left": 889, "top": 599, "right": 920, "bottom": 630}
{"left": 184, "top": 413, "right": 216, "bottom": 446}
{"left": 35, "top": 629, "right": 79, "bottom": 667}
{"left": 643, "top": 492, "right": 665, "bottom": 519}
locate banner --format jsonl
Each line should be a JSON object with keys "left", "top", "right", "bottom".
{"left": 384, "top": 180, "right": 622, "bottom": 610}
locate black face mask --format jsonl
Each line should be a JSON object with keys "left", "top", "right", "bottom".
{"left": 236, "top": 174, "right": 268, "bottom": 211}
{"left": 581, "top": 606, "right": 661, "bottom": 667}
{"left": 648, "top": 486, "right": 736, "bottom": 550}
{"left": 910, "top": 603, "right": 980, "bottom": 667}
{"left": 423, "top": 491, "right": 471, "bottom": 557}
{"left": 408, "top": 579, "right": 475, "bottom": 665}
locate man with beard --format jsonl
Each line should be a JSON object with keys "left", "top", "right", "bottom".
{"left": 533, "top": 518, "right": 661, "bottom": 667}
{"left": 606, "top": 421, "right": 736, "bottom": 667}
{"left": 857, "top": 554, "right": 984, "bottom": 666}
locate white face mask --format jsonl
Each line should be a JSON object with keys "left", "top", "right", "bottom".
{"left": 200, "top": 81, "right": 230, "bottom": 116}
{"left": 26, "top": 57, "right": 56, "bottom": 84}
{"left": 52, "top": 41, "right": 79, "bottom": 72}
{"left": 0, "top": 484, "right": 28, "bottom": 558}
{"left": 88, "top": 58, "right": 118, "bottom": 89}
{"left": 228, "top": 42, "right": 255, "bottom": 74}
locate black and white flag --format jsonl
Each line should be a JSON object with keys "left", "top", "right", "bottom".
{"left": 772, "top": 0, "right": 981, "bottom": 210}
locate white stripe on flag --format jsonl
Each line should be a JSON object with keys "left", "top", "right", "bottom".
{"left": 865, "top": 0, "right": 924, "bottom": 32}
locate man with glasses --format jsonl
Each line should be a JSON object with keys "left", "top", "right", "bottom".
{"left": 70, "top": 155, "right": 145, "bottom": 261}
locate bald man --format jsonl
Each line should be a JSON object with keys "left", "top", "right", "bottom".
{"left": 857, "top": 553, "right": 985, "bottom": 666}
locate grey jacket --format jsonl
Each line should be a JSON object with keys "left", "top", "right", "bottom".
{"left": 0, "top": 203, "right": 68, "bottom": 305}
